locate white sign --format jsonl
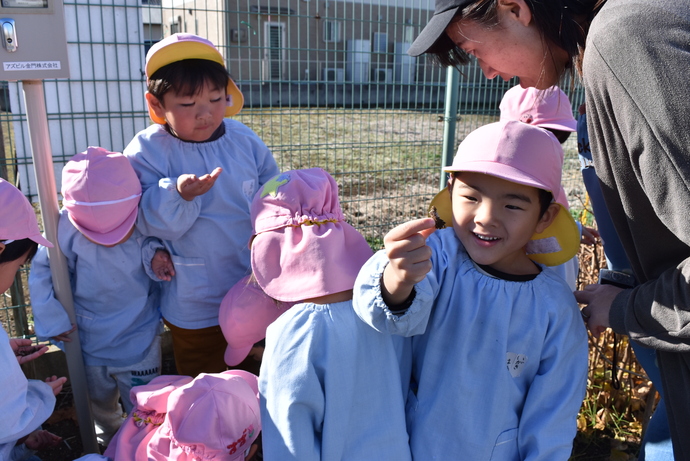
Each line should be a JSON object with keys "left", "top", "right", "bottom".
{"left": 3, "top": 61, "right": 61, "bottom": 71}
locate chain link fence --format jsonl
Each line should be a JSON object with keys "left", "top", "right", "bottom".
{"left": 0, "top": 0, "right": 585, "bottom": 337}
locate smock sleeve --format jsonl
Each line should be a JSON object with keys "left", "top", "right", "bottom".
{"left": 0, "top": 328, "right": 55, "bottom": 448}
{"left": 352, "top": 249, "right": 435, "bottom": 336}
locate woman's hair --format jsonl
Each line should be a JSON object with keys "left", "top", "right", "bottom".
{"left": 0, "top": 238, "right": 38, "bottom": 264}
{"left": 428, "top": 0, "right": 606, "bottom": 76}
{"left": 147, "top": 59, "right": 231, "bottom": 101}
{"left": 448, "top": 172, "right": 554, "bottom": 218}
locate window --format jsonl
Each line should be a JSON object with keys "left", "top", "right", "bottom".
{"left": 323, "top": 20, "right": 341, "bottom": 43}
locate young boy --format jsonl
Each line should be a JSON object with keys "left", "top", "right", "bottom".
{"left": 124, "top": 33, "right": 280, "bottom": 376}
{"left": 353, "top": 121, "right": 589, "bottom": 460}
{"left": 29, "top": 147, "right": 166, "bottom": 446}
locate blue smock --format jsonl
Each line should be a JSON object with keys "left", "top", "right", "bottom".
{"left": 353, "top": 228, "right": 589, "bottom": 460}
{"left": 29, "top": 211, "right": 162, "bottom": 367}
{"left": 259, "top": 300, "right": 412, "bottom": 461}
{"left": 0, "top": 327, "right": 55, "bottom": 460}
{"left": 124, "top": 119, "right": 279, "bottom": 328}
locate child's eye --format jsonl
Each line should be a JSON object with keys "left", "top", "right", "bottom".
{"left": 210, "top": 97, "right": 223, "bottom": 103}
{"left": 461, "top": 195, "right": 478, "bottom": 202}
{"left": 180, "top": 102, "right": 194, "bottom": 107}
{"left": 506, "top": 204, "right": 523, "bottom": 210}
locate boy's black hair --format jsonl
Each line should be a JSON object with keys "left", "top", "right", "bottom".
{"left": 544, "top": 128, "right": 572, "bottom": 144}
{"left": 448, "top": 172, "right": 554, "bottom": 218}
{"left": 147, "top": 59, "right": 230, "bottom": 101}
{"left": 0, "top": 238, "right": 38, "bottom": 264}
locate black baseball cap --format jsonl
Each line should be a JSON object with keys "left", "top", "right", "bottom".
{"left": 408, "top": 0, "right": 475, "bottom": 57}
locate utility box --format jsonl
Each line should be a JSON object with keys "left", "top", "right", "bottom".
{"left": 0, "top": 0, "right": 69, "bottom": 81}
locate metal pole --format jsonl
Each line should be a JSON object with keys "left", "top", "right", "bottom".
{"left": 22, "top": 80, "right": 99, "bottom": 454}
{"left": 440, "top": 66, "right": 460, "bottom": 190}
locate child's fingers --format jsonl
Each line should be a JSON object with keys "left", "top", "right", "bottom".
{"left": 386, "top": 218, "right": 437, "bottom": 243}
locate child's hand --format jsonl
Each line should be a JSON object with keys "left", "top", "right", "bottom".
{"left": 581, "top": 225, "right": 600, "bottom": 245}
{"left": 52, "top": 324, "right": 77, "bottom": 343}
{"left": 24, "top": 429, "right": 62, "bottom": 451}
{"left": 152, "top": 249, "right": 175, "bottom": 281}
{"left": 381, "top": 217, "right": 437, "bottom": 306}
{"left": 177, "top": 167, "right": 222, "bottom": 201}
{"left": 45, "top": 375, "right": 68, "bottom": 396}
{"left": 10, "top": 338, "right": 49, "bottom": 365}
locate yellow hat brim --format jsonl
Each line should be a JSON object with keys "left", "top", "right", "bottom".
{"left": 429, "top": 188, "right": 580, "bottom": 267}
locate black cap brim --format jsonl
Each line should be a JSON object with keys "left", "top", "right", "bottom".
{"left": 408, "top": 6, "right": 460, "bottom": 57}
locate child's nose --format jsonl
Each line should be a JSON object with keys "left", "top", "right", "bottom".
{"left": 474, "top": 202, "right": 497, "bottom": 226}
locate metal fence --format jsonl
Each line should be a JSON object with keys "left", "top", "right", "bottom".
{"left": 0, "top": 0, "right": 586, "bottom": 337}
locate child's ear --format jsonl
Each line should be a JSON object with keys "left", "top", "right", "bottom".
{"left": 535, "top": 203, "right": 560, "bottom": 234}
{"left": 145, "top": 92, "right": 166, "bottom": 121}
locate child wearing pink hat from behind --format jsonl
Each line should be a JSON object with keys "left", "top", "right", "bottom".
{"left": 252, "top": 168, "right": 412, "bottom": 460}
{"left": 28, "top": 147, "right": 172, "bottom": 446}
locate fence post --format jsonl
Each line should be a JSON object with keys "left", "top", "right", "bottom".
{"left": 440, "top": 66, "right": 460, "bottom": 190}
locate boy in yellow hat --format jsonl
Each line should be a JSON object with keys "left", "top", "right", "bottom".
{"left": 124, "top": 33, "right": 280, "bottom": 376}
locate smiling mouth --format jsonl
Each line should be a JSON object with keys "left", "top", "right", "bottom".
{"left": 474, "top": 233, "right": 499, "bottom": 242}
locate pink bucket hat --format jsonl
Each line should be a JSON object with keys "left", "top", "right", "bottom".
{"left": 250, "top": 168, "right": 374, "bottom": 302}
{"left": 104, "top": 375, "right": 193, "bottom": 461}
{"left": 145, "top": 33, "right": 244, "bottom": 124}
{"left": 220, "top": 275, "right": 294, "bottom": 366}
{"left": 139, "top": 370, "right": 260, "bottom": 461}
{"left": 0, "top": 178, "right": 52, "bottom": 247}
{"left": 61, "top": 147, "right": 141, "bottom": 246}
{"left": 431, "top": 120, "right": 580, "bottom": 266}
{"left": 499, "top": 85, "right": 577, "bottom": 132}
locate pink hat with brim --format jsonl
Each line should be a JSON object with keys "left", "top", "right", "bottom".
{"left": 499, "top": 85, "right": 577, "bottom": 132}
{"left": 250, "top": 169, "right": 374, "bottom": 303}
{"left": 220, "top": 275, "right": 294, "bottom": 366}
{"left": 139, "top": 370, "right": 260, "bottom": 461}
{"left": 62, "top": 147, "right": 141, "bottom": 246}
{"left": 104, "top": 375, "right": 193, "bottom": 461}
{"left": 0, "top": 179, "right": 53, "bottom": 248}
{"left": 432, "top": 121, "right": 580, "bottom": 266}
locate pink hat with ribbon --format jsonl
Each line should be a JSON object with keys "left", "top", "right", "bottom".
{"left": 220, "top": 275, "right": 294, "bottom": 366}
{"left": 61, "top": 147, "right": 141, "bottom": 246}
{"left": 0, "top": 178, "right": 53, "bottom": 248}
{"left": 139, "top": 370, "right": 260, "bottom": 461}
{"left": 499, "top": 85, "right": 577, "bottom": 132}
{"left": 250, "top": 168, "right": 374, "bottom": 302}
{"left": 104, "top": 375, "right": 193, "bottom": 461}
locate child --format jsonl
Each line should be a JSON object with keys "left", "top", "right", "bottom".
{"left": 353, "top": 121, "right": 589, "bottom": 459}
{"left": 252, "top": 168, "right": 412, "bottom": 460}
{"left": 498, "top": 84, "right": 600, "bottom": 290}
{"left": 124, "top": 33, "right": 280, "bottom": 376}
{"left": 29, "top": 147, "right": 167, "bottom": 446}
{"left": 103, "top": 374, "right": 193, "bottom": 460}
{"left": 0, "top": 179, "right": 67, "bottom": 460}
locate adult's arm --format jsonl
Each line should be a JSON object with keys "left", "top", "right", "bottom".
{"left": 584, "top": 0, "right": 690, "bottom": 350}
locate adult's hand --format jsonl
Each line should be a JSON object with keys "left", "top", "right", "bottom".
{"left": 574, "top": 283, "right": 623, "bottom": 338}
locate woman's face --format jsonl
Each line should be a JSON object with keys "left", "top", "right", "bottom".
{"left": 446, "top": 1, "right": 568, "bottom": 89}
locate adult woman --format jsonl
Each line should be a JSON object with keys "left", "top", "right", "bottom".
{"left": 408, "top": 0, "right": 690, "bottom": 458}
{"left": 0, "top": 178, "right": 67, "bottom": 460}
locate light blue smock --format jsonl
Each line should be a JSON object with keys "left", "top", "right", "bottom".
{"left": 259, "top": 300, "right": 412, "bottom": 461}
{"left": 0, "top": 327, "right": 55, "bottom": 461}
{"left": 28, "top": 211, "right": 163, "bottom": 367}
{"left": 353, "top": 228, "right": 589, "bottom": 461}
{"left": 124, "top": 119, "right": 279, "bottom": 329}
